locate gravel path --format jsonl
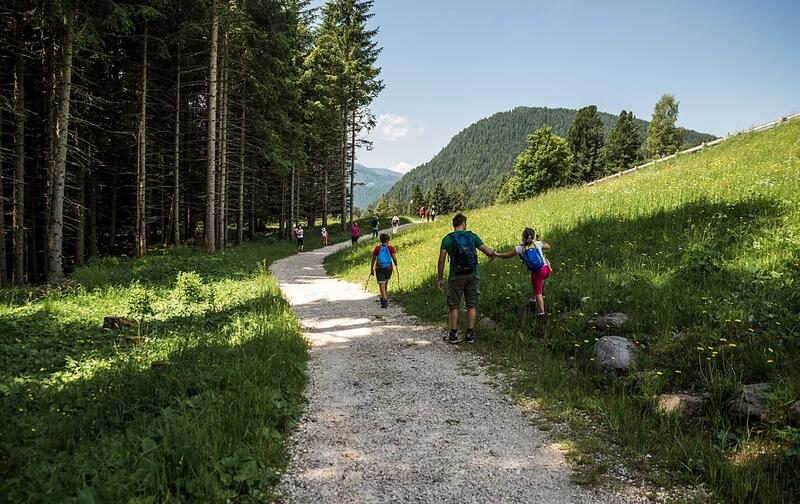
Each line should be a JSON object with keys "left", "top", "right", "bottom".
{"left": 271, "top": 231, "right": 646, "bottom": 503}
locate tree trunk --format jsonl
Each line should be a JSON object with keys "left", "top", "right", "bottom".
{"left": 349, "top": 108, "right": 356, "bottom": 226}
{"left": 0, "top": 104, "right": 5, "bottom": 287}
{"left": 12, "top": 33, "right": 25, "bottom": 283}
{"left": 279, "top": 175, "right": 286, "bottom": 239}
{"left": 205, "top": 0, "right": 219, "bottom": 252}
{"left": 322, "top": 166, "right": 328, "bottom": 228}
{"left": 86, "top": 156, "right": 97, "bottom": 258}
{"left": 340, "top": 107, "right": 347, "bottom": 232}
{"left": 136, "top": 26, "right": 148, "bottom": 258}
{"left": 217, "top": 31, "right": 228, "bottom": 250}
{"left": 110, "top": 173, "right": 117, "bottom": 248}
{"left": 74, "top": 162, "right": 85, "bottom": 266}
{"left": 173, "top": 59, "right": 181, "bottom": 245}
{"left": 47, "top": 12, "right": 75, "bottom": 282}
{"left": 249, "top": 178, "right": 255, "bottom": 240}
{"left": 237, "top": 97, "right": 245, "bottom": 245}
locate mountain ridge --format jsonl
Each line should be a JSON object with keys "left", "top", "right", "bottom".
{"left": 353, "top": 164, "right": 402, "bottom": 209}
{"left": 386, "top": 106, "right": 717, "bottom": 206}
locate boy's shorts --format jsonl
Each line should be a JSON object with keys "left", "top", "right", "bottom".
{"left": 297, "top": 238, "right": 304, "bottom": 247}
{"left": 375, "top": 267, "right": 392, "bottom": 284}
{"left": 530, "top": 264, "right": 551, "bottom": 295}
{"left": 447, "top": 275, "right": 480, "bottom": 309}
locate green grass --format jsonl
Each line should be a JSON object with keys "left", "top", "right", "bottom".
{"left": 326, "top": 120, "right": 800, "bottom": 502}
{"left": 1, "top": 237, "right": 309, "bottom": 502}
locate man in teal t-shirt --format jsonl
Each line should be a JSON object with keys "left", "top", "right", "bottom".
{"left": 437, "top": 213, "right": 496, "bottom": 344}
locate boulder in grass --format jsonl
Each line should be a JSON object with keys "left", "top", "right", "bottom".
{"left": 124, "top": 335, "right": 146, "bottom": 346}
{"left": 787, "top": 400, "right": 800, "bottom": 427}
{"left": 103, "top": 317, "right": 136, "bottom": 330}
{"left": 478, "top": 316, "right": 499, "bottom": 331}
{"left": 516, "top": 301, "right": 536, "bottom": 320}
{"left": 594, "top": 336, "right": 636, "bottom": 371}
{"left": 589, "top": 313, "right": 628, "bottom": 331}
{"left": 656, "top": 392, "right": 705, "bottom": 418}
{"left": 151, "top": 360, "right": 174, "bottom": 370}
{"left": 727, "top": 383, "right": 770, "bottom": 420}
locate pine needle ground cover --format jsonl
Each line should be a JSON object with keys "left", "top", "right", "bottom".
{"left": 326, "top": 121, "right": 800, "bottom": 501}
{"left": 1, "top": 238, "right": 309, "bottom": 502}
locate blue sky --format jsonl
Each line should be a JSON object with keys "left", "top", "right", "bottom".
{"left": 332, "top": 1, "right": 800, "bottom": 173}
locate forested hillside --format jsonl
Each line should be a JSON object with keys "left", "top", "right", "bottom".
{"left": 353, "top": 164, "right": 401, "bottom": 209}
{"left": 387, "top": 106, "right": 716, "bottom": 207}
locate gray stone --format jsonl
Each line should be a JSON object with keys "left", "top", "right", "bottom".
{"left": 589, "top": 313, "right": 628, "bottom": 331}
{"left": 787, "top": 400, "right": 800, "bottom": 427}
{"left": 516, "top": 301, "right": 536, "bottom": 320}
{"left": 656, "top": 393, "right": 705, "bottom": 418}
{"left": 594, "top": 336, "right": 636, "bottom": 371}
{"left": 478, "top": 316, "right": 499, "bottom": 331}
{"left": 727, "top": 383, "right": 770, "bottom": 420}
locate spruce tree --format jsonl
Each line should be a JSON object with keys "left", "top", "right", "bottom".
{"left": 410, "top": 185, "right": 424, "bottom": 214}
{"left": 566, "top": 105, "right": 604, "bottom": 182}
{"left": 601, "top": 110, "right": 642, "bottom": 174}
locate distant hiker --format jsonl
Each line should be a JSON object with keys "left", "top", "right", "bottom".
{"left": 351, "top": 222, "right": 361, "bottom": 245}
{"left": 294, "top": 224, "right": 305, "bottom": 251}
{"left": 495, "top": 227, "right": 551, "bottom": 322}
{"left": 370, "top": 233, "right": 398, "bottom": 309}
{"left": 437, "top": 213, "right": 496, "bottom": 344}
{"left": 431, "top": 207, "right": 437, "bottom": 222}
{"left": 426, "top": 209, "right": 431, "bottom": 222}
{"left": 419, "top": 206, "right": 425, "bottom": 221}
{"left": 321, "top": 226, "right": 329, "bottom": 247}
{"left": 391, "top": 215, "right": 400, "bottom": 234}
{"left": 372, "top": 216, "right": 380, "bottom": 239}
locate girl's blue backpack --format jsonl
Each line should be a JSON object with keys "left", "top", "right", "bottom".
{"left": 520, "top": 243, "right": 545, "bottom": 272}
{"left": 377, "top": 245, "right": 393, "bottom": 268}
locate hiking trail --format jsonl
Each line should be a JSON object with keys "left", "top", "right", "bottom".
{"left": 270, "top": 229, "right": 649, "bottom": 503}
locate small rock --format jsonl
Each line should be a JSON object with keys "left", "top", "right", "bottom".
{"left": 124, "top": 335, "right": 146, "bottom": 345}
{"left": 150, "top": 360, "right": 173, "bottom": 369}
{"left": 478, "top": 316, "right": 499, "bottom": 331}
{"left": 516, "top": 301, "right": 536, "bottom": 320}
{"left": 594, "top": 336, "right": 636, "bottom": 371}
{"left": 787, "top": 400, "right": 800, "bottom": 427}
{"left": 103, "top": 316, "right": 136, "bottom": 330}
{"left": 656, "top": 392, "right": 705, "bottom": 418}
{"left": 589, "top": 313, "right": 628, "bottom": 331}
{"left": 727, "top": 383, "right": 770, "bottom": 420}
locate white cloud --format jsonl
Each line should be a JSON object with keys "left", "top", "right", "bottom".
{"left": 390, "top": 161, "right": 414, "bottom": 174}
{"left": 373, "top": 113, "right": 424, "bottom": 142}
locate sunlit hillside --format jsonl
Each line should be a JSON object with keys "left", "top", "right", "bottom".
{"left": 327, "top": 119, "right": 800, "bottom": 501}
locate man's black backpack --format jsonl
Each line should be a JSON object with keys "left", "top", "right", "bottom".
{"left": 449, "top": 232, "right": 478, "bottom": 274}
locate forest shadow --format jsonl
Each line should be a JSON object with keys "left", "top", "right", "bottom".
{"left": 1, "top": 286, "right": 307, "bottom": 500}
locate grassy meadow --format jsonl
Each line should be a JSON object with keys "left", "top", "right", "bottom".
{"left": 0, "top": 236, "right": 312, "bottom": 502}
{"left": 326, "top": 120, "right": 800, "bottom": 501}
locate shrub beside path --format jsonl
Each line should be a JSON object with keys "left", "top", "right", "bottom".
{"left": 271, "top": 228, "right": 647, "bottom": 503}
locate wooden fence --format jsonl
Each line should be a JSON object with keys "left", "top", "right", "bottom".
{"left": 586, "top": 111, "right": 800, "bottom": 187}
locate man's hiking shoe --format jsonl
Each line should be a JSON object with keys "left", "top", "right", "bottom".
{"left": 465, "top": 330, "right": 476, "bottom": 344}
{"left": 380, "top": 299, "right": 388, "bottom": 309}
{"left": 537, "top": 313, "right": 548, "bottom": 324}
{"left": 446, "top": 331, "right": 460, "bottom": 344}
